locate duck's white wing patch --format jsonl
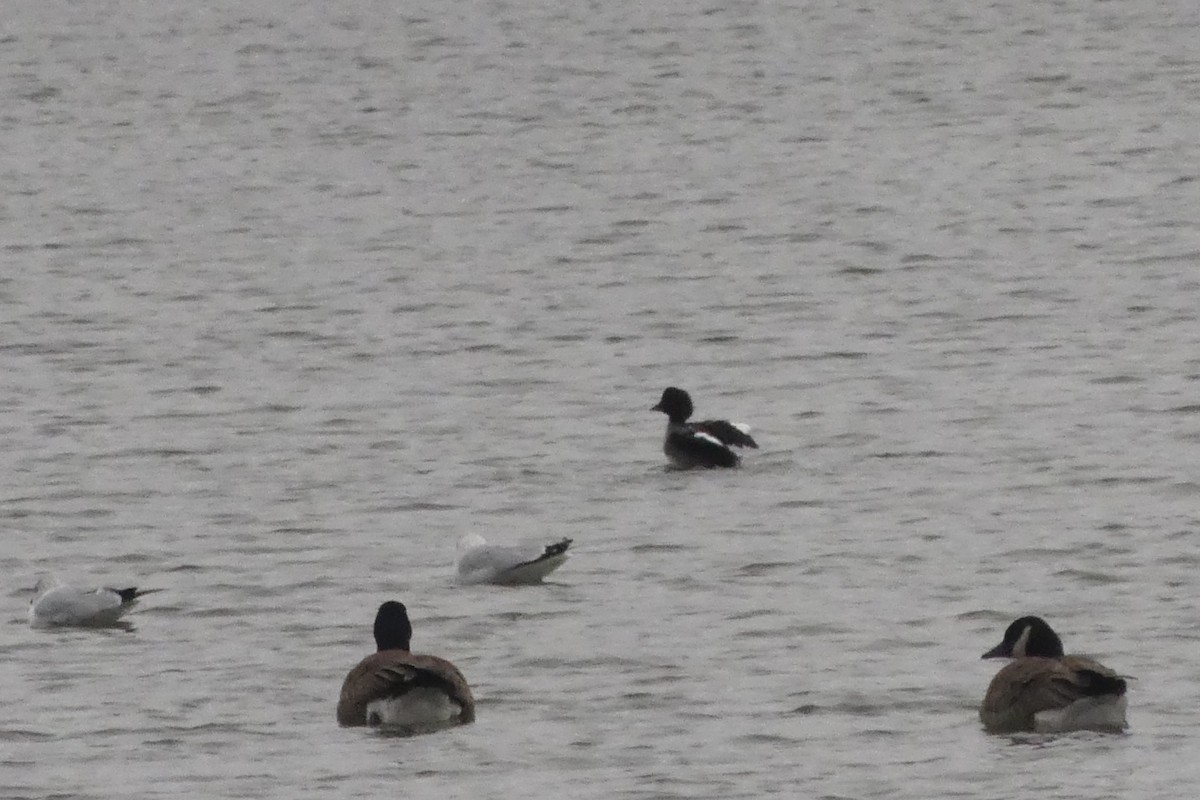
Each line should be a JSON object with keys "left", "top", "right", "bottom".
{"left": 692, "top": 419, "right": 758, "bottom": 448}
{"left": 692, "top": 431, "right": 725, "bottom": 448}
{"left": 29, "top": 586, "right": 125, "bottom": 628}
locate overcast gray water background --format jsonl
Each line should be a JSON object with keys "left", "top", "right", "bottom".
{"left": 3, "top": 1, "right": 1200, "bottom": 797}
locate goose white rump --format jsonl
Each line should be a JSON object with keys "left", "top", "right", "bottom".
{"left": 455, "top": 534, "right": 572, "bottom": 585}
{"left": 1034, "top": 694, "right": 1129, "bottom": 734}
{"left": 366, "top": 687, "right": 466, "bottom": 728}
{"left": 29, "top": 576, "right": 160, "bottom": 628}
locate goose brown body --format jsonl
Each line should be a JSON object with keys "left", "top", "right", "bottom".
{"left": 337, "top": 650, "right": 475, "bottom": 728}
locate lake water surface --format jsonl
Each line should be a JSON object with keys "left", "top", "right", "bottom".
{"left": 3, "top": 1, "right": 1200, "bottom": 798}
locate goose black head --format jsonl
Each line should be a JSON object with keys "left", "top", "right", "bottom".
{"left": 982, "top": 615, "right": 1064, "bottom": 659}
{"left": 374, "top": 601, "right": 413, "bottom": 652}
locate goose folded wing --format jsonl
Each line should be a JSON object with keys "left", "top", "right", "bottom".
{"left": 340, "top": 652, "right": 475, "bottom": 725}
{"left": 382, "top": 655, "right": 475, "bottom": 718}
{"left": 1060, "top": 656, "right": 1127, "bottom": 694}
{"left": 1012, "top": 660, "right": 1120, "bottom": 712}
{"left": 1060, "top": 655, "right": 1121, "bottom": 678}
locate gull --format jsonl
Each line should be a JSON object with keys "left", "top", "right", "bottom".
{"left": 29, "top": 575, "right": 161, "bottom": 628}
{"left": 454, "top": 534, "right": 572, "bottom": 585}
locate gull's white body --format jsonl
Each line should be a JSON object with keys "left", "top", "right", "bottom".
{"left": 29, "top": 576, "right": 156, "bottom": 628}
{"left": 454, "top": 534, "right": 571, "bottom": 585}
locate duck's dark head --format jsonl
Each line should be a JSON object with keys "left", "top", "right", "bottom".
{"left": 374, "top": 600, "right": 413, "bottom": 652}
{"left": 982, "top": 615, "right": 1064, "bottom": 659}
{"left": 652, "top": 387, "right": 694, "bottom": 423}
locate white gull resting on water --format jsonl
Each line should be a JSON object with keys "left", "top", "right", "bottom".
{"left": 454, "top": 534, "right": 572, "bottom": 585}
{"left": 29, "top": 575, "right": 161, "bottom": 628}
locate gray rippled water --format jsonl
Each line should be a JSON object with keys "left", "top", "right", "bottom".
{"left": 4, "top": 0, "right": 1200, "bottom": 797}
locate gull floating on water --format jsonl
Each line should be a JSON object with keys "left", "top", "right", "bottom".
{"left": 28, "top": 575, "right": 161, "bottom": 628}
{"left": 454, "top": 534, "right": 572, "bottom": 585}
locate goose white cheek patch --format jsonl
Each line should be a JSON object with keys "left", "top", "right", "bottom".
{"left": 1012, "top": 625, "right": 1032, "bottom": 658}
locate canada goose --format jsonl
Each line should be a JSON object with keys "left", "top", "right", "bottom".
{"left": 980, "top": 615, "right": 1127, "bottom": 733}
{"left": 651, "top": 387, "right": 758, "bottom": 469}
{"left": 455, "top": 534, "right": 572, "bottom": 585}
{"left": 337, "top": 601, "right": 475, "bottom": 732}
{"left": 29, "top": 575, "right": 161, "bottom": 628}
